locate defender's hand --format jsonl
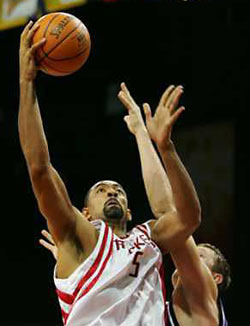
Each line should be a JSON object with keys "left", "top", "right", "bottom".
{"left": 144, "top": 85, "right": 185, "bottom": 149}
{"left": 118, "top": 82, "right": 147, "bottom": 135}
{"left": 39, "top": 229, "right": 58, "bottom": 261}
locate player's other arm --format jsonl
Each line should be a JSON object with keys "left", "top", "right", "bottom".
{"left": 143, "top": 85, "right": 201, "bottom": 253}
{"left": 118, "top": 83, "right": 176, "bottom": 219}
{"left": 171, "top": 237, "right": 219, "bottom": 325}
{"left": 151, "top": 139, "right": 201, "bottom": 252}
{"left": 18, "top": 22, "right": 96, "bottom": 248}
{"left": 119, "top": 84, "right": 200, "bottom": 253}
{"left": 144, "top": 86, "right": 217, "bottom": 321}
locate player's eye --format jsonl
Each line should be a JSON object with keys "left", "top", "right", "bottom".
{"left": 97, "top": 188, "right": 105, "bottom": 193}
{"left": 118, "top": 189, "right": 124, "bottom": 194}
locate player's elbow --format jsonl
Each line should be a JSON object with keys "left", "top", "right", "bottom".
{"left": 193, "top": 201, "right": 202, "bottom": 227}
{"left": 29, "top": 163, "right": 51, "bottom": 186}
{"left": 175, "top": 204, "right": 201, "bottom": 238}
{"left": 181, "top": 199, "right": 201, "bottom": 230}
{"left": 185, "top": 205, "right": 201, "bottom": 231}
{"left": 152, "top": 203, "right": 177, "bottom": 220}
{"left": 22, "top": 146, "right": 50, "bottom": 171}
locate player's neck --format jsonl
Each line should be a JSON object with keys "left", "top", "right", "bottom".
{"left": 106, "top": 219, "right": 127, "bottom": 237}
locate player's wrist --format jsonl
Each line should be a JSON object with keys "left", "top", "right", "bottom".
{"left": 134, "top": 125, "right": 148, "bottom": 138}
{"left": 157, "top": 139, "right": 175, "bottom": 153}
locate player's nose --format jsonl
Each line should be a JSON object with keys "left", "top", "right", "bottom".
{"left": 107, "top": 190, "right": 118, "bottom": 197}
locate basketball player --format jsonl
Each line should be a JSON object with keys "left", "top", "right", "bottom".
{"left": 119, "top": 83, "right": 231, "bottom": 325}
{"left": 40, "top": 84, "right": 231, "bottom": 326}
{"left": 41, "top": 234, "right": 231, "bottom": 326}
{"left": 19, "top": 22, "right": 201, "bottom": 326}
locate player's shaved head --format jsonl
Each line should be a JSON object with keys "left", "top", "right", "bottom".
{"left": 84, "top": 180, "right": 126, "bottom": 207}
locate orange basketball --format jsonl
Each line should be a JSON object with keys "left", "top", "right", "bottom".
{"left": 32, "top": 12, "right": 91, "bottom": 76}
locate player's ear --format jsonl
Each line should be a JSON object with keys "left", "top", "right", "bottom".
{"left": 171, "top": 270, "right": 179, "bottom": 287}
{"left": 82, "top": 207, "right": 92, "bottom": 221}
{"left": 126, "top": 208, "right": 132, "bottom": 221}
{"left": 213, "top": 272, "right": 223, "bottom": 286}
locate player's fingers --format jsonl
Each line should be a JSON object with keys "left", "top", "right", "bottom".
{"left": 169, "top": 87, "right": 184, "bottom": 114}
{"left": 166, "top": 85, "right": 183, "bottom": 111}
{"left": 21, "top": 20, "right": 33, "bottom": 39}
{"left": 123, "top": 115, "right": 130, "bottom": 125}
{"left": 31, "top": 37, "right": 46, "bottom": 55}
{"left": 165, "top": 86, "right": 179, "bottom": 108}
{"left": 121, "top": 82, "right": 130, "bottom": 95}
{"left": 120, "top": 82, "right": 138, "bottom": 106}
{"left": 118, "top": 91, "right": 132, "bottom": 111}
{"left": 27, "top": 23, "right": 40, "bottom": 42}
{"left": 41, "top": 229, "right": 55, "bottom": 244}
{"left": 143, "top": 103, "right": 152, "bottom": 123}
{"left": 169, "top": 106, "right": 185, "bottom": 125}
{"left": 39, "top": 239, "right": 55, "bottom": 252}
{"left": 159, "top": 85, "right": 175, "bottom": 107}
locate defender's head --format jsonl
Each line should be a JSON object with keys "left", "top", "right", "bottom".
{"left": 172, "top": 243, "right": 231, "bottom": 294}
{"left": 82, "top": 180, "right": 131, "bottom": 223}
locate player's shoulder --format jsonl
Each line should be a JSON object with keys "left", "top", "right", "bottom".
{"left": 147, "top": 219, "right": 157, "bottom": 229}
{"left": 131, "top": 219, "right": 159, "bottom": 244}
{"left": 140, "top": 219, "right": 157, "bottom": 235}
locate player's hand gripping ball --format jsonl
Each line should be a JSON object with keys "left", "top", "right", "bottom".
{"left": 32, "top": 12, "right": 91, "bottom": 76}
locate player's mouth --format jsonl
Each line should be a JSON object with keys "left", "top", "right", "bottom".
{"left": 105, "top": 199, "right": 120, "bottom": 207}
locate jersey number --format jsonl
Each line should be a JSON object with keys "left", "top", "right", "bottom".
{"left": 129, "top": 251, "right": 143, "bottom": 278}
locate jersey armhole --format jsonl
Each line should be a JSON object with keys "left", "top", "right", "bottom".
{"left": 142, "top": 219, "right": 156, "bottom": 237}
{"left": 54, "top": 219, "right": 107, "bottom": 283}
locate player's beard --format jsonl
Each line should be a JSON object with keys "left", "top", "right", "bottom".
{"left": 103, "top": 204, "right": 124, "bottom": 220}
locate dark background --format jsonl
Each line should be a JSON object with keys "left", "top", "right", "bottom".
{"left": 0, "top": 0, "right": 247, "bottom": 325}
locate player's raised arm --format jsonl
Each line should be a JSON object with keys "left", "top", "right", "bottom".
{"left": 118, "top": 82, "right": 176, "bottom": 219}
{"left": 18, "top": 21, "right": 96, "bottom": 247}
{"left": 170, "top": 237, "right": 219, "bottom": 325}
{"left": 144, "top": 85, "right": 221, "bottom": 323}
{"left": 144, "top": 85, "right": 201, "bottom": 252}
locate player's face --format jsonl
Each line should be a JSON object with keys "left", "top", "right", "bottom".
{"left": 85, "top": 181, "right": 130, "bottom": 222}
{"left": 197, "top": 246, "right": 216, "bottom": 270}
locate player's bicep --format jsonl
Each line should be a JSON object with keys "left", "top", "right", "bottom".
{"left": 29, "top": 163, "right": 75, "bottom": 242}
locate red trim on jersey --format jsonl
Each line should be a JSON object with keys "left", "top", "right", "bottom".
{"left": 56, "top": 289, "right": 74, "bottom": 305}
{"left": 136, "top": 225, "right": 150, "bottom": 238}
{"left": 73, "top": 223, "right": 109, "bottom": 297}
{"left": 56, "top": 223, "right": 109, "bottom": 306}
{"left": 139, "top": 224, "right": 148, "bottom": 232}
{"left": 137, "top": 224, "right": 161, "bottom": 250}
{"left": 64, "top": 231, "right": 114, "bottom": 325}
{"left": 61, "top": 308, "right": 68, "bottom": 325}
{"left": 159, "top": 263, "right": 168, "bottom": 326}
{"left": 76, "top": 231, "right": 113, "bottom": 300}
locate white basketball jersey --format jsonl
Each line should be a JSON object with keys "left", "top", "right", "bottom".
{"left": 54, "top": 219, "right": 167, "bottom": 326}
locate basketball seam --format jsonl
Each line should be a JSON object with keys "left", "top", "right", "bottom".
{"left": 38, "top": 21, "right": 82, "bottom": 65}
{"left": 45, "top": 47, "right": 89, "bottom": 61}
{"left": 40, "top": 14, "right": 60, "bottom": 60}
{"left": 43, "top": 14, "right": 59, "bottom": 38}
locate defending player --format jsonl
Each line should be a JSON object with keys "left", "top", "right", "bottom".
{"left": 19, "top": 22, "right": 200, "bottom": 326}
{"left": 120, "top": 84, "right": 231, "bottom": 325}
